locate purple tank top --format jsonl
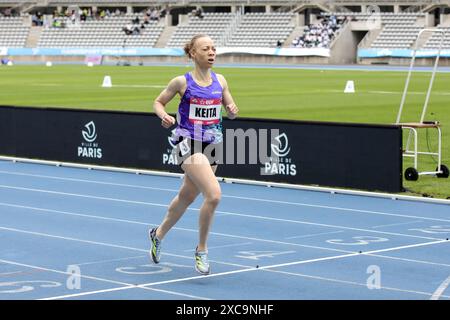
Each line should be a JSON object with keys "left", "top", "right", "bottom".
{"left": 171, "top": 71, "right": 223, "bottom": 144}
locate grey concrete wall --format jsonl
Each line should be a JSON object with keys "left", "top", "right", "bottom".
{"left": 330, "top": 23, "right": 360, "bottom": 64}
{"left": 358, "top": 57, "right": 450, "bottom": 66}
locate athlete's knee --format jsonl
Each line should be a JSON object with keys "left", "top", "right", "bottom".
{"left": 205, "top": 189, "right": 221, "bottom": 207}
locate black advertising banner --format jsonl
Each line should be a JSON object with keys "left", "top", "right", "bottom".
{"left": 0, "top": 106, "right": 402, "bottom": 192}
{"left": 0, "top": 107, "right": 14, "bottom": 155}
{"left": 218, "top": 118, "right": 403, "bottom": 192}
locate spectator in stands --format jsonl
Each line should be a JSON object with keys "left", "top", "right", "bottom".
{"left": 194, "top": 8, "right": 204, "bottom": 19}
{"left": 92, "top": 7, "right": 98, "bottom": 20}
{"left": 132, "top": 25, "right": 141, "bottom": 35}
{"left": 2, "top": 8, "right": 12, "bottom": 17}
{"left": 32, "top": 13, "right": 43, "bottom": 26}
{"left": 70, "top": 10, "right": 77, "bottom": 24}
{"left": 292, "top": 15, "right": 341, "bottom": 49}
{"left": 143, "top": 14, "right": 150, "bottom": 25}
{"left": 149, "top": 34, "right": 238, "bottom": 276}
{"left": 276, "top": 39, "right": 283, "bottom": 48}
{"left": 122, "top": 24, "right": 133, "bottom": 35}
{"left": 80, "top": 9, "right": 87, "bottom": 22}
{"left": 52, "top": 18, "right": 65, "bottom": 28}
{"left": 1, "top": 56, "right": 11, "bottom": 65}
{"left": 160, "top": 7, "right": 168, "bottom": 19}
{"left": 122, "top": 23, "right": 140, "bottom": 35}
{"left": 145, "top": 7, "right": 152, "bottom": 18}
{"left": 150, "top": 8, "right": 160, "bottom": 21}
{"left": 132, "top": 16, "right": 140, "bottom": 25}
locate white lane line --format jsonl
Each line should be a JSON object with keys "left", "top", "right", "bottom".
{"left": 0, "top": 170, "right": 448, "bottom": 223}
{"left": 285, "top": 230, "right": 344, "bottom": 240}
{"left": 39, "top": 239, "right": 448, "bottom": 300}
{"left": 0, "top": 225, "right": 265, "bottom": 280}
{"left": 0, "top": 200, "right": 443, "bottom": 255}
{"left": 222, "top": 194, "right": 450, "bottom": 223}
{"left": 0, "top": 202, "right": 156, "bottom": 226}
{"left": 430, "top": 276, "right": 450, "bottom": 300}
{"left": 264, "top": 268, "right": 450, "bottom": 299}
{"left": 0, "top": 226, "right": 150, "bottom": 252}
{"left": 360, "top": 239, "right": 448, "bottom": 256}
{"left": 0, "top": 258, "right": 210, "bottom": 300}
{"left": 372, "top": 220, "right": 424, "bottom": 229}
{"left": 214, "top": 213, "right": 233, "bottom": 217}
{"left": 369, "top": 254, "right": 450, "bottom": 268}
{"left": 76, "top": 255, "right": 146, "bottom": 267}
{"left": 0, "top": 271, "right": 30, "bottom": 277}
{"left": 183, "top": 242, "right": 253, "bottom": 253}
{"left": 0, "top": 170, "right": 180, "bottom": 193}
{"left": 0, "top": 223, "right": 354, "bottom": 256}
{"left": 1, "top": 223, "right": 448, "bottom": 299}
{"left": 0, "top": 184, "right": 168, "bottom": 208}
{"left": 217, "top": 211, "right": 442, "bottom": 241}
{"left": 0, "top": 188, "right": 445, "bottom": 242}
{"left": 2, "top": 222, "right": 448, "bottom": 272}
{"left": 40, "top": 254, "right": 360, "bottom": 300}
{"left": 39, "top": 285, "right": 137, "bottom": 300}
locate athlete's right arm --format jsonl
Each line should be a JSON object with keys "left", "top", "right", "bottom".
{"left": 153, "top": 76, "right": 184, "bottom": 128}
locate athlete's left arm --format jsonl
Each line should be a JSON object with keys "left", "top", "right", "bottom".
{"left": 217, "top": 74, "right": 239, "bottom": 120}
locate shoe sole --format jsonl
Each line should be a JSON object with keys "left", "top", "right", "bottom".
{"left": 195, "top": 265, "right": 210, "bottom": 275}
{"left": 148, "top": 229, "right": 160, "bottom": 264}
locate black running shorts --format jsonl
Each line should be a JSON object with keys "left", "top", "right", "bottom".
{"left": 173, "top": 137, "right": 223, "bottom": 166}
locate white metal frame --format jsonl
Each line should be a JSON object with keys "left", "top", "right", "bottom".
{"left": 396, "top": 28, "right": 446, "bottom": 177}
{"left": 401, "top": 124, "right": 442, "bottom": 176}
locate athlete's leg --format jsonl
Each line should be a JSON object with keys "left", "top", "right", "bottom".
{"left": 181, "top": 153, "right": 220, "bottom": 252}
{"left": 156, "top": 173, "right": 201, "bottom": 240}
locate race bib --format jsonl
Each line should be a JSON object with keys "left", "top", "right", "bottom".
{"left": 189, "top": 97, "right": 222, "bottom": 125}
{"left": 179, "top": 138, "right": 191, "bottom": 156}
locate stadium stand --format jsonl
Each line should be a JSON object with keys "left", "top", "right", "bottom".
{"left": 37, "top": 13, "right": 164, "bottom": 48}
{"left": 423, "top": 26, "right": 450, "bottom": 48}
{"left": 167, "top": 12, "right": 235, "bottom": 48}
{"left": 327, "top": 12, "right": 427, "bottom": 49}
{"left": 0, "top": 15, "right": 29, "bottom": 48}
{"left": 226, "top": 12, "right": 295, "bottom": 47}
{"left": 291, "top": 14, "right": 344, "bottom": 48}
{"left": 0, "top": 1, "right": 449, "bottom": 65}
{"left": 370, "top": 25, "right": 425, "bottom": 49}
{"left": 167, "top": 11, "right": 295, "bottom": 48}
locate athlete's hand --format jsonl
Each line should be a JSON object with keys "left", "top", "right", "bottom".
{"left": 226, "top": 103, "right": 239, "bottom": 119}
{"left": 161, "top": 114, "right": 176, "bottom": 128}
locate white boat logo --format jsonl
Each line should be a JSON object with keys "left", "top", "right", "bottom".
{"left": 82, "top": 121, "right": 97, "bottom": 142}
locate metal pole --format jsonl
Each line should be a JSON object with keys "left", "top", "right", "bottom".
{"left": 396, "top": 28, "right": 444, "bottom": 124}
{"left": 420, "top": 29, "right": 445, "bottom": 123}
{"left": 396, "top": 31, "right": 419, "bottom": 124}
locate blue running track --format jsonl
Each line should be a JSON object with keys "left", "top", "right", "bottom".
{"left": 0, "top": 160, "right": 449, "bottom": 300}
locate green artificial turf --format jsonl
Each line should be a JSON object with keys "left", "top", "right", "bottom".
{"left": 1, "top": 65, "right": 448, "bottom": 198}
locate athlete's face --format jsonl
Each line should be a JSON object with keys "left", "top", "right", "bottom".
{"left": 192, "top": 37, "right": 216, "bottom": 67}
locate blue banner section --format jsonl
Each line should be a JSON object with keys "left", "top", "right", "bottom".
{"left": 6, "top": 48, "right": 185, "bottom": 56}
{"left": 218, "top": 47, "right": 330, "bottom": 57}
{"left": 4, "top": 47, "right": 330, "bottom": 57}
{"left": 358, "top": 48, "right": 450, "bottom": 58}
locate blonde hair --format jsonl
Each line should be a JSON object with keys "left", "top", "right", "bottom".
{"left": 184, "top": 34, "right": 209, "bottom": 58}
